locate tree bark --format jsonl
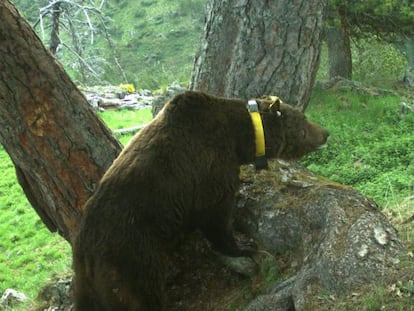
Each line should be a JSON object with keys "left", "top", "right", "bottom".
{"left": 49, "top": 1, "right": 61, "bottom": 55}
{"left": 325, "top": 7, "right": 352, "bottom": 80}
{"left": 190, "top": 0, "right": 327, "bottom": 111}
{"left": 0, "top": 1, "right": 122, "bottom": 243}
{"left": 395, "top": 36, "right": 414, "bottom": 86}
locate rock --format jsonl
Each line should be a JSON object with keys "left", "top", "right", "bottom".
{"left": 1, "top": 288, "right": 27, "bottom": 309}
{"left": 234, "top": 160, "right": 406, "bottom": 311}
{"left": 403, "top": 66, "right": 414, "bottom": 86}
{"left": 36, "top": 276, "right": 73, "bottom": 311}
{"left": 400, "top": 102, "right": 414, "bottom": 115}
{"left": 81, "top": 85, "right": 154, "bottom": 111}
{"left": 151, "top": 82, "right": 187, "bottom": 117}
{"left": 214, "top": 252, "right": 257, "bottom": 277}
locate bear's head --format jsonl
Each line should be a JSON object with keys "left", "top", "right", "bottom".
{"left": 259, "top": 98, "right": 329, "bottom": 160}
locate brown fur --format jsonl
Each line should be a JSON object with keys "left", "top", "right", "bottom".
{"left": 73, "top": 91, "right": 329, "bottom": 310}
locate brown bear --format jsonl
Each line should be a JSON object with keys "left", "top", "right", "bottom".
{"left": 73, "top": 91, "right": 329, "bottom": 310}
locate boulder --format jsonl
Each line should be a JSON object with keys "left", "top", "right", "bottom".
{"left": 1, "top": 288, "right": 27, "bottom": 309}
{"left": 151, "top": 82, "right": 187, "bottom": 117}
{"left": 235, "top": 160, "right": 405, "bottom": 310}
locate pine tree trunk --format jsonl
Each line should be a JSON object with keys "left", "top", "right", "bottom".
{"left": 0, "top": 1, "right": 122, "bottom": 244}
{"left": 49, "top": 2, "right": 61, "bottom": 55}
{"left": 396, "top": 36, "right": 414, "bottom": 86}
{"left": 190, "top": 0, "right": 327, "bottom": 110}
{"left": 326, "top": 8, "right": 352, "bottom": 80}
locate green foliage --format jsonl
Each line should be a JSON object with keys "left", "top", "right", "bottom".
{"left": 352, "top": 39, "right": 407, "bottom": 85}
{"left": 85, "top": 0, "right": 204, "bottom": 88}
{"left": 302, "top": 89, "right": 414, "bottom": 207}
{"left": 329, "top": 0, "right": 414, "bottom": 38}
{"left": 13, "top": 0, "right": 205, "bottom": 87}
{"left": 317, "top": 40, "right": 407, "bottom": 87}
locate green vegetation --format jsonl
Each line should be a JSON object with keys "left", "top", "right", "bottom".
{"left": 302, "top": 89, "right": 413, "bottom": 207}
{"left": 1, "top": 90, "right": 412, "bottom": 308}
{"left": 0, "top": 149, "right": 71, "bottom": 300}
{"left": 317, "top": 40, "right": 408, "bottom": 87}
{"left": 2, "top": 1, "right": 413, "bottom": 309}
{"left": 14, "top": 0, "right": 205, "bottom": 88}
{"left": 97, "top": 107, "right": 152, "bottom": 130}
{"left": 351, "top": 39, "right": 407, "bottom": 85}
{"left": 101, "top": 0, "right": 205, "bottom": 89}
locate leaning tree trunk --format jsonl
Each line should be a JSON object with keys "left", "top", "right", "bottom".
{"left": 190, "top": 0, "right": 327, "bottom": 111}
{"left": 0, "top": 1, "right": 122, "bottom": 244}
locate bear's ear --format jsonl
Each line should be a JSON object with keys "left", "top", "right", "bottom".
{"left": 262, "top": 95, "right": 282, "bottom": 117}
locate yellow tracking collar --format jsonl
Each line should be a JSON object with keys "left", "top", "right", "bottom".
{"left": 247, "top": 100, "right": 268, "bottom": 169}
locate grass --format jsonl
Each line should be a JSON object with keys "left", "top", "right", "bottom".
{"left": 0, "top": 150, "right": 72, "bottom": 302}
{"left": 302, "top": 88, "right": 414, "bottom": 207}
{"left": 97, "top": 107, "right": 152, "bottom": 130}
{"left": 0, "top": 90, "right": 413, "bottom": 309}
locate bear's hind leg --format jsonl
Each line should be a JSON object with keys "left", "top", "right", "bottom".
{"left": 74, "top": 294, "right": 104, "bottom": 311}
{"left": 103, "top": 248, "right": 167, "bottom": 311}
{"left": 73, "top": 273, "right": 106, "bottom": 311}
{"left": 92, "top": 263, "right": 166, "bottom": 311}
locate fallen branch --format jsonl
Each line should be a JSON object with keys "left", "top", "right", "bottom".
{"left": 402, "top": 214, "right": 414, "bottom": 224}
{"left": 113, "top": 125, "right": 146, "bottom": 136}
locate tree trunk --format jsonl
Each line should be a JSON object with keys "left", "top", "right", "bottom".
{"left": 190, "top": 0, "right": 327, "bottom": 111}
{"left": 0, "top": 1, "right": 122, "bottom": 244}
{"left": 325, "top": 7, "right": 352, "bottom": 80}
{"left": 395, "top": 36, "right": 414, "bottom": 86}
{"left": 49, "top": 1, "right": 61, "bottom": 55}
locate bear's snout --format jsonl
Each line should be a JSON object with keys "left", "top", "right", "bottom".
{"left": 307, "top": 121, "right": 329, "bottom": 149}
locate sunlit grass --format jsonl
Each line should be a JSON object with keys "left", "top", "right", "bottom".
{"left": 0, "top": 150, "right": 71, "bottom": 300}
{"left": 97, "top": 107, "right": 152, "bottom": 131}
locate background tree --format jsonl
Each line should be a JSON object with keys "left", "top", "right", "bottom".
{"left": 326, "top": 0, "right": 414, "bottom": 83}
{"left": 36, "top": 0, "right": 127, "bottom": 84}
{"left": 190, "top": 0, "right": 328, "bottom": 111}
{"left": 0, "top": 0, "right": 122, "bottom": 243}
{"left": 13, "top": 0, "right": 206, "bottom": 89}
{"left": 325, "top": 4, "right": 352, "bottom": 79}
